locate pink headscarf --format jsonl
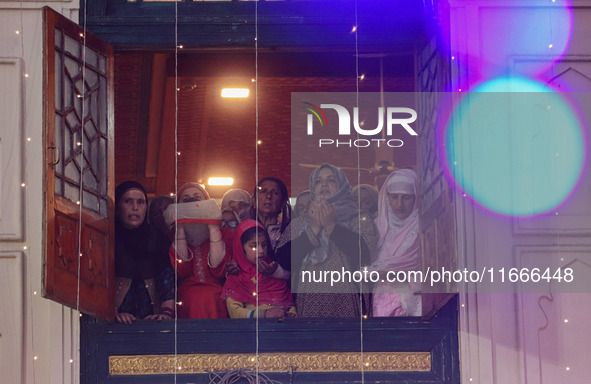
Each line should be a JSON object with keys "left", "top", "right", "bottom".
{"left": 370, "top": 169, "right": 420, "bottom": 272}
{"left": 220, "top": 220, "right": 294, "bottom": 307}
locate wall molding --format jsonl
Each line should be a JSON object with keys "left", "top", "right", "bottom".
{"left": 0, "top": 58, "right": 24, "bottom": 241}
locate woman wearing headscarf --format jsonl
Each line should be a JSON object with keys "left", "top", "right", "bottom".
{"left": 221, "top": 188, "right": 252, "bottom": 222}
{"left": 370, "top": 169, "right": 421, "bottom": 317}
{"left": 114, "top": 181, "right": 175, "bottom": 324}
{"left": 293, "top": 190, "right": 312, "bottom": 219}
{"left": 351, "top": 184, "right": 379, "bottom": 218}
{"left": 276, "top": 164, "right": 378, "bottom": 318}
{"left": 167, "top": 182, "right": 233, "bottom": 319}
{"left": 250, "top": 177, "right": 292, "bottom": 251}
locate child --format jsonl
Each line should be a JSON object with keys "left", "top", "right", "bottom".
{"left": 221, "top": 220, "right": 296, "bottom": 319}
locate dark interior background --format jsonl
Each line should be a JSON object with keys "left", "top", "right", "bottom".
{"left": 114, "top": 50, "right": 418, "bottom": 198}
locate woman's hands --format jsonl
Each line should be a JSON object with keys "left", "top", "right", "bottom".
{"left": 225, "top": 259, "right": 240, "bottom": 275}
{"left": 116, "top": 312, "right": 171, "bottom": 323}
{"left": 115, "top": 312, "right": 136, "bottom": 324}
{"left": 117, "top": 300, "right": 175, "bottom": 323}
{"left": 264, "top": 306, "right": 297, "bottom": 319}
{"left": 145, "top": 313, "right": 171, "bottom": 321}
{"left": 309, "top": 199, "right": 336, "bottom": 235}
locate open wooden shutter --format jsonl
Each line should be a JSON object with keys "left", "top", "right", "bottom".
{"left": 43, "top": 7, "right": 115, "bottom": 321}
{"left": 417, "top": 33, "right": 457, "bottom": 319}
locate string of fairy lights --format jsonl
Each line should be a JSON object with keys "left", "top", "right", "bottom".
{"left": 352, "top": 1, "right": 368, "bottom": 382}
{"left": 16, "top": 1, "right": 39, "bottom": 381}
{"left": 174, "top": 0, "right": 180, "bottom": 379}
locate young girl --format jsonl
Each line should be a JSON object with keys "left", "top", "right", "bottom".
{"left": 221, "top": 220, "right": 296, "bottom": 319}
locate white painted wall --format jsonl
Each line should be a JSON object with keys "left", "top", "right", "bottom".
{"left": 450, "top": 1, "right": 591, "bottom": 383}
{"left": 0, "top": 2, "right": 80, "bottom": 383}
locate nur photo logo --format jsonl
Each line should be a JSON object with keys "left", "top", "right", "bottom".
{"left": 302, "top": 102, "right": 418, "bottom": 148}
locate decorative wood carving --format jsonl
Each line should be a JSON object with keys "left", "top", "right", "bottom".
{"left": 109, "top": 352, "right": 431, "bottom": 375}
{"left": 43, "top": 7, "right": 115, "bottom": 320}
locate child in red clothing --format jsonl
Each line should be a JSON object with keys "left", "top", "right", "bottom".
{"left": 221, "top": 220, "right": 295, "bottom": 319}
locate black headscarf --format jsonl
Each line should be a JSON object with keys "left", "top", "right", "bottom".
{"left": 115, "top": 181, "right": 170, "bottom": 279}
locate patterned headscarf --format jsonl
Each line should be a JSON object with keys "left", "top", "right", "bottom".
{"left": 309, "top": 164, "right": 357, "bottom": 222}
{"left": 303, "top": 164, "right": 358, "bottom": 266}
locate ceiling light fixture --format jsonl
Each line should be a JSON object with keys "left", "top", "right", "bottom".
{"left": 207, "top": 177, "right": 234, "bottom": 186}
{"left": 221, "top": 88, "right": 249, "bottom": 98}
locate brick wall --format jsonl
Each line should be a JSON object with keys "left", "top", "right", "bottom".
{"left": 114, "top": 54, "right": 417, "bottom": 198}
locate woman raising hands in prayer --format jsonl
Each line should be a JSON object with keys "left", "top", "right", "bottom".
{"left": 276, "top": 164, "right": 378, "bottom": 318}
{"left": 168, "top": 182, "right": 233, "bottom": 319}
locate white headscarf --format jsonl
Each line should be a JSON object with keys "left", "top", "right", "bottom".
{"left": 371, "top": 169, "right": 420, "bottom": 272}
{"left": 221, "top": 189, "right": 251, "bottom": 222}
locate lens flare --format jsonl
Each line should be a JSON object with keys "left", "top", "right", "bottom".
{"left": 441, "top": 77, "right": 586, "bottom": 217}
{"left": 438, "top": 1, "right": 573, "bottom": 85}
